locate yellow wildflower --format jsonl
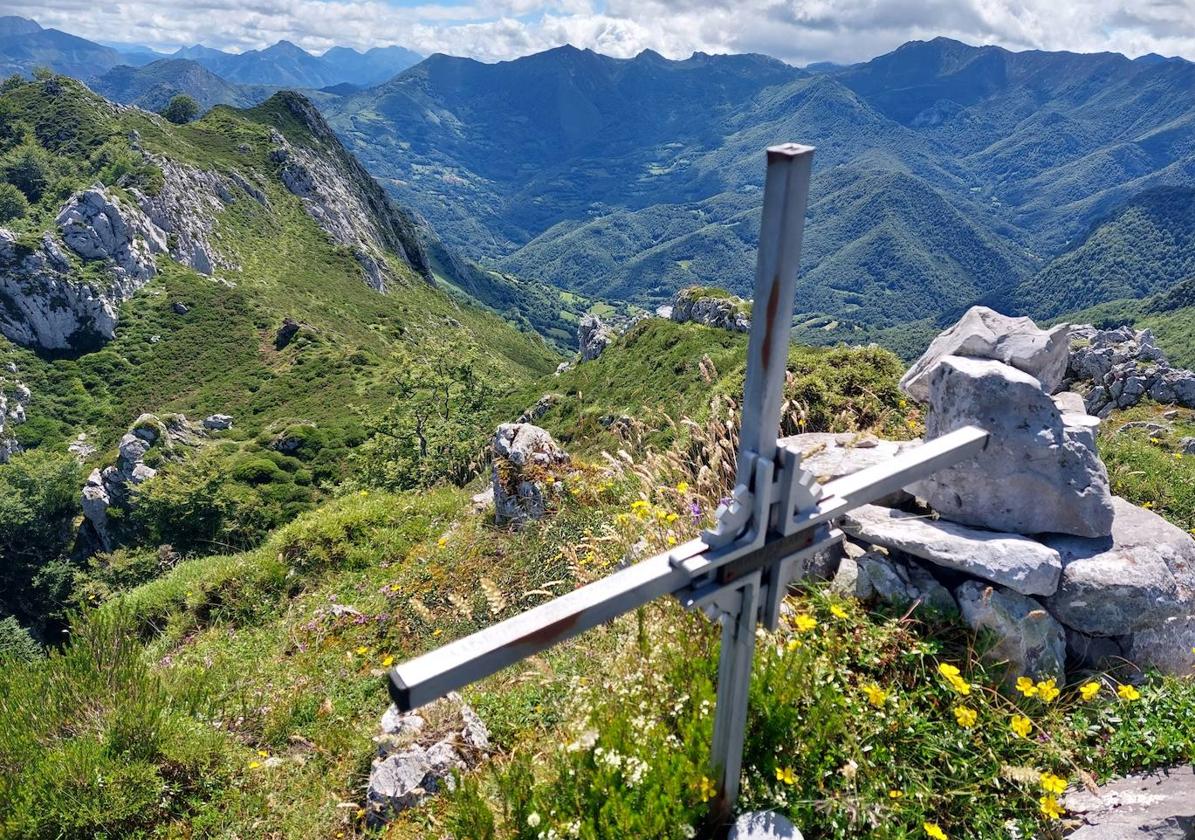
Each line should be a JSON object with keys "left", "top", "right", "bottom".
{"left": 666, "top": 512, "right": 679, "bottom": 524}
{"left": 257, "top": 749, "right": 269, "bottom": 757}
{"left": 786, "top": 638, "right": 802, "bottom": 652}
{"left": 937, "top": 662, "right": 971, "bottom": 694}
{"left": 1039, "top": 796, "right": 1065, "bottom": 820}
{"left": 1079, "top": 680, "right": 1101, "bottom": 701}
{"left": 924, "top": 822, "right": 948, "bottom": 840}
{"left": 1010, "top": 714, "right": 1032, "bottom": 738}
{"left": 676, "top": 481, "right": 690, "bottom": 494}
{"left": 774, "top": 766, "right": 796, "bottom": 786}
{"left": 888, "top": 789, "right": 904, "bottom": 799}
{"left": 830, "top": 604, "right": 849, "bottom": 619}
{"left": 1117, "top": 683, "right": 1141, "bottom": 701}
{"left": 794, "top": 614, "right": 818, "bottom": 633}
{"left": 667, "top": 535, "right": 678, "bottom": 546}
{"left": 938, "top": 663, "right": 961, "bottom": 679}
{"left": 1040, "top": 772, "right": 1067, "bottom": 795}
{"left": 863, "top": 683, "right": 888, "bottom": 708}
{"left": 1142, "top": 501, "right": 1154, "bottom": 509}
{"left": 381, "top": 655, "right": 394, "bottom": 667}
{"left": 953, "top": 706, "right": 977, "bottom": 728}
{"left": 437, "top": 536, "right": 448, "bottom": 548}
{"left": 1016, "top": 676, "right": 1039, "bottom": 698}
{"left": 696, "top": 775, "right": 716, "bottom": 802}
{"left": 355, "top": 645, "right": 369, "bottom": 655}
{"left": 1036, "top": 678, "right": 1061, "bottom": 703}
{"left": 248, "top": 760, "right": 261, "bottom": 769}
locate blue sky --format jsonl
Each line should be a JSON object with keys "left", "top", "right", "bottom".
{"left": 8, "top": 0, "right": 1195, "bottom": 64}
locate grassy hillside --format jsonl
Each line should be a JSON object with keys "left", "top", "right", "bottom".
{"left": 1015, "top": 186, "right": 1195, "bottom": 319}
{"left": 2, "top": 325, "right": 1193, "bottom": 838}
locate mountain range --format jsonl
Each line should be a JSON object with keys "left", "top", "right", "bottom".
{"left": 1, "top": 16, "right": 1193, "bottom": 357}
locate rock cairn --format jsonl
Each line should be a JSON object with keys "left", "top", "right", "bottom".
{"left": 1065, "top": 324, "right": 1195, "bottom": 415}
{"left": 802, "top": 307, "right": 1195, "bottom": 683}
{"left": 491, "top": 423, "right": 570, "bottom": 526}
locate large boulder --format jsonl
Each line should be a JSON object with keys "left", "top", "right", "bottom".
{"left": 900, "top": 307, "right": 1069, "bottom": 402}
{"left": 1063, "top": 766, "right": 1195, "bottom": 840}
{"left": 779, "top": 432, "right": 913, "bottom": 507}
{"left": 956, "top": 581, "right": 1066, "bottom": 684}
{"left": 56, "top": 186, "right": 165, "bottom": 281}
{"left": 492, "top": 423, "right": 569, "bottom": 526}
{"left": 1068, "top": 324, "right": 1195, "bottom": 413}
{"left": 1127, "top": 615, "right": 1195, "bottom": 676}
{"left": 578, "top": 314, "right": 615, "bottom": 361}
{"left": 1044, "top": 497, "right": 1195, "bottom": 637}
{"left": 840, "top": 505, "right": 1062, "bottom": 596}
{"left": 908, "top": 355, "right": 1115, "bottom": 537}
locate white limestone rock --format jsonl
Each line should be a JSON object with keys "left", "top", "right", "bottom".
{"left": 729, "top": 812, "right": 803, "bottom": 839}
{"left": 900, "top": 306, "right": 1069, "bottom": 402}
{"left": 1064, "top": 766, "right": 1195, "bottom": 840}
{"left": 840, "top": 504, "right": 1062, "bottom": 596}
{"left": 578, "top": 313, "right": 615, "bottom": 361}
{"left": 855, "top": 550, "right": 957, "bottom": 614}
{"left": 955, "top": 581, "right": 1066, "bottom": 684}
{"left": 492, "top": 423, "right": 569, "bottom": 526}
{"left": 670, "top": 287, "right": 751, "bottom": 332}
{"left": 908, "top": 355, "right": 1115, "bottom": 538}
{"left": 1044, "top": 497, "right": 1195, "bottom": 637}
{"left": 202, "top": 413, "right": 234, "bottom": 430}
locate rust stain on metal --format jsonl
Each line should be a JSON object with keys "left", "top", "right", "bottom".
{"left": 760, "top": 278, "right": 781, "bottom": 372}
{"left": 507, "top": 613, "right": 582, "bottom": 650}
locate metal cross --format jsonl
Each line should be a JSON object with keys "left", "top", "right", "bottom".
{"left": 387, "top": 143, "right": 989, "bottom": 830}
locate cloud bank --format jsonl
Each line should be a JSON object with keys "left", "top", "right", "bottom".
{"left": 9, "top": 0, "right": 1195, "bottom": 64}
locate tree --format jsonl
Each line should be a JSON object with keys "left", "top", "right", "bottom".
{"left": 355, "top": 353, "right": 496, "bottom": 490}
{"left": 0, "top": 182, "right": 28, "bottom": 222}
{"left": 160, "top": 94, "right": 199, "bottom": 125}
{"left": 2, "top": 140, "right": 51, "bottom": 202}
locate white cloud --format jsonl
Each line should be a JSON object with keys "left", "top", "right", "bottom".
{"left": 7, "top": 0, "right": 1195, "bottom": 63}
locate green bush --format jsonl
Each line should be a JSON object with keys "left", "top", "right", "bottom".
{"left": 2, "top": 139, "right": 52, "bottom": 201}
{"left": 0, "top": 181, "right": 27, "bottom": 221}
{"left": 231, "top": 457, "right": 285, "bottom": 485}
{"left": 0, "top": 615, "right": 42, "bottom": 663}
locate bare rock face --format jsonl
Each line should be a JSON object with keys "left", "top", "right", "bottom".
{"left": 265, "top": 93, "right": 430, "bottom": 291}
{"left": 0, "top": 180, "right": 172, "bottom": 351}
{"left": 909, "top": 355, "right": 1115, "bottom": 538}
{"left": 0, "top": 373, "right": 30, "bottom": 464}
{"left": 670, "top": 287, "right": 751, "bottom": 332}
{"left": 849, "top": 550, "right": 957, "bottom": 614}
{"left": 955, "top": 581, "right": 1066, "bottom": 684}
{"left": 840, "top": 504, "right": 1062, "bottom": 597}
{"left": 131, "top": 156, "right": 239, "bottom": 276}
{"left": 1063, "top": 766, "right": 1195, "bottom": 840}
{"left": 900, "top": 306, "right": 1070, "bottom": 402}
{"left": 1044, "top": 497, "right": 1195, "bottom": 637}
{"left": 578, "top": 313, "right": 615, "bottom": 361}
{"left": 492, "top": 423, "right": 569, "bottom": 526}
{"left": 366, "top": 692, "right": 489, "bottom": 826}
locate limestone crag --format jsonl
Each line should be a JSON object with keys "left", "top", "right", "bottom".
{"left": 366, "top": 693, "right": 489, "bottom": 825}
{"left": 669, "top": 287, "right": 751, "bottom": 332}
{"left": 0, "top": 373, "right": 30, "bottom": 463}
{"left": 266, "top": 93, "right": 430, "bottom": 291}
{"left": 578, "top": 313, "right": 615, "bottom": 361}
{"left": 1067, "top": 324, "right": 1195, "bottom": 415}
{"left": 80, "top": 413, "right": 205, "bottom": 551}
{"left": 900, "top": 306, "right": 1070, "bottom": 402}
{"left": 131, "top": 155, "right": 243, "bottom": 275}
{"left": 491, "top": 423, "right": 569, "bottom": 526}
{"left": 1063, "top": 766, "right": 1195, "bottom": 840}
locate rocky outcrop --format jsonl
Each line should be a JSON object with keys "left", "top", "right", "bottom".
{"left": 0, "top": 373, "right": 30, "bottom": 463}
{"left": 366, "top": 693, "right": 489, "bottom": 826}
{"left": 909, "top": 355, "right": 1115, "bottom": 537}
{"left": 1063, "top": 766, "right": 1195, "bottom": 840}
{"left": 1043, "top": 497, "right": 1195, "bottom": 637}
{"left": 0, "top": 182, "right": 171, "bottom": 350}
{"left": 956, "top": 581, "right": 1066, "bottom": 684}
{"left": 1067, "top": 324, "right": 1195, "bottom": 415}
{"left": 834, "top": 548, "right": 958, "bottom": 614}
{"left": 578, "top": 313, "right": 615, "bottom": 361}
{"left": 492, "top": 423, "right": 569, "bottom": 526}
{"left": 131, "top": 155, "right": 240, "bottom": 275}
{"left": 80, "top": 413, "right": 201, "bottom": 551}
{"left": 669, "top": 287, "right": 751, "bottom": 332}
{"left": 265, "top": 93, "right": 430, "bottom": 291}
{"left": 900, "top": 306, "right": 1069, "bottom": 402}
{"left": 841, "top": 505, "right": 1062, "bottom": 597}
{"left": 202, "top": 413, "right": 233, "bottom": 431}
{"left": 729, "top": 812, "right": 803, "bottom": 840}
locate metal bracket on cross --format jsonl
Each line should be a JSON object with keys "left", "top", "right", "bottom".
{"left": 386, "top": 143, "right": 990, "bottom": 832}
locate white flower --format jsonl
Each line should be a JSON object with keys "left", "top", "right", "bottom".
{"left": 527, "top": 812, "right": 541, "bottom": 828}
{"left": 682, "top": 826, "right": 696, "bottom": 839}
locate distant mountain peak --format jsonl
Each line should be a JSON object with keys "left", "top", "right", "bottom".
{"left": 0, "top": 15, "right": 42, "bottom": 36}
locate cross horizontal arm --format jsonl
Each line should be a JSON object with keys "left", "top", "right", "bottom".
{"left": 388, "top": 424, "right": 988, "bottom": 711}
